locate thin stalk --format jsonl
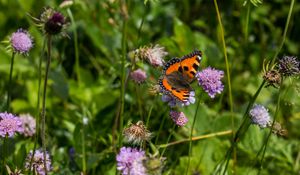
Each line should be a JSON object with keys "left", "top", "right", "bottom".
{"left": 118, "top": 0, "right": 128, "bottom": 147}
{"left": 7, "top": 52, "right": 16, "bottom": 112}
{"left": 159, "top": 130, "right": 232, "bottom": 148}
{"left": 160, "top": 124, "right": 176, "bottom": 158}
{"left": 145, "top": 104, "right": 153, "bottom": 127}
{"left": 186, "top": 98, "right": 201, "bottom": 175}
{"left": 155, "top": 112, "right": 167, "bottom": 145}
{"left": 1, "top": 135, "right": 8, "bottom": 174}
{"left": 81, "top": 122, "right": 87, "bottom": 174}
{"left": 67, "top": 8, "right": 81, "bottom": 84}
{"left": 258, "top": 83, "right": 284, "bottom": 174}
{"left": 41, "top": 35, "right": 52, "bottom": 175}
{"left": 213, "top": 0, "right": 235, "bottom": 171}
{"left": 244, "top": 2, "right": 251, "bottom": 43}
{"left": 29, "top": 38, "right": 46, "bottom": 174}
{"left": 135, "top": 86, "right": 143, "bottom": 120}
{"left": 271, "top": 0, "right": 295, "bottom": 64}
{"left": 218, "top": 80, "right": 265, "bottom": 175}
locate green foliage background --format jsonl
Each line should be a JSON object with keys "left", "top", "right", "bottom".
{"left": 0, "top": 0, "right": 300, "bottom": 174}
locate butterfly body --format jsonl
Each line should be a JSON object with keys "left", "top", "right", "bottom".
{"left": 159, "top": 50, "right": 202, "bottom": 102}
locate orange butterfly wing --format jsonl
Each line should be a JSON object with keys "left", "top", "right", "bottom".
{"left": 159, "top": 50, "right": 202, "bottom": 102}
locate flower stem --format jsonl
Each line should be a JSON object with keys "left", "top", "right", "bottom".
{"left": 213, "top": 0, "right": 235, "bottom": 171}
{"left": 257, "top": 81, "right": 284, "bottom": 174}
{"left": 7, "top": 52, "right": 15, "bottom": 112}
{"left": 29, "top": 38, "right": 46, "bottom": 174}
{"left": 41, "top": 35, "right": 52, "bottom": 175}
{"left": 271, "top": 0, "right": 295, "bottom": 64}
{"left": 158, "top": 130, "right": 232, "bottom": 148}
{"left": 118, "top": 0, "right": 128, "bottom": 147}
{"left": 186, "top": 98, "right": 201, "bottom": 175}
{"left": 67, "top": 8, "right": 81, "bottom": 84}
{"left": 160, "top": 124, "right": 176, "bottom": 158}
{"left": 81, "top": 121, "right": 87, "bottom": 174}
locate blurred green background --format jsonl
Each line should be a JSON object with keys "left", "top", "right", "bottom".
{"left": 0, "top": 0, "right": 300, "bottom": 174}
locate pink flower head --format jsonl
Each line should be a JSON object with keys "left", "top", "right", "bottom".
{"left": 10, "top": 29, "right": 33, "bottom": 54}
{"left": 25, "top": 149, "right": 52, "bottom": 175}
{"left": 130, "top": 69, "right": 147, "bottom": 84}
{"left": 0, "top": 112, "right": 24, "bottom": 137}
{"left": 196, "top": 67, "right": 224, "bottom": 98}
{"left": 169, "top": 111, "right": 188, "bottom": 126}
{"left": 116, "top": 147, "right": 146, "bottom": 175}
{"left": 161, "top": 91, "right": 195, "bottom": 107}
{"left": 19, "top": 113, "right": 36, "bottom": 137}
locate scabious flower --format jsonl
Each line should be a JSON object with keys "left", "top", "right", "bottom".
{"left": 0, "top": 112, "right": 24, "bottom": 137}
{"left": 196, "top": 67, "right": 224, "bottom": 98}
{"left": 161, "top": 91, "right": 195, "bottom": 108}
{"left": 116, "top": 147, "right": 146, "bottom": 175}
{"left": 19, "top": 113, "right": 36, "bottom": 137}
{"left": 249, "top": 104, "right": 271, "bottom": 128}
{"left": 135, "top": 44, "right": 168, "bottom": 67}
{"left": 130, "top": 69, "right": 147, "bottom": 84}
{"left": 10, "top": 29, "right": 33, "bottom": 55}
{"left": 169, "top": 111, "right": 188, "bottom": 126}
{"left": 25, "top": 149, "right": 52, "bottom": 175}
{"left": 278, "top": 56, "right": 300, "bottom": 76}
{"left": 123, "top": 121, "right": 152, "bottom": 145}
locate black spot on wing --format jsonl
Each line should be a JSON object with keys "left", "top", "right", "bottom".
{"left": 192, "top": 63, "right": 198, "bottom": 70}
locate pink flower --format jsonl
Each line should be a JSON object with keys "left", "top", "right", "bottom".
{"left": 10, "top": 29, "right": 33, "bottom": 54}
{"left": 0, "top": 112, "right": 24, "bottom": 137}
{"left": 169, "top": 111, "right": 188, "bottom": 126}
{"left": 116, "top": 147, "right": 146, "bottom": 175}
{"left": 196, "top": 67, "right": 224, "bottom": 98}
{"left": 130, "top": 69, "right": 147, "bottom": 84}
{"left": 19, "top": 113, "right": 36, "bottom": 137}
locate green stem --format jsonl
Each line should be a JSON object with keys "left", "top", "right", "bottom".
{"left": 118, "top": 0, "right": 128, "bottom": 147}
{"left": 29, "top": 38, "right": 46, "bottom": 175}
{"left": 81, "top": 119, "right": 87, "bottom": 174}
{"left": 213, "top": 0, "right": 235, "bottom": 172}
{"left": 186, "top": 98, "right": 201, "bottom": 175}
{"left": 244, "top": 3, "right": 251, "bottom": 43}
{"left": 155, "top": 111, "right": 167, "bottom": 145}
{"left": 271, "top": 0, "right": 295, "bottom": 64}
{"left": 160, "top": 124, "right": 176, "bottom": 158}
{"left": 41, "top": 35, "right": 52, "bottom": 175}
{"left": 7, "top": 52, "right": 15, "bottom": 112}
{"left": 145, "top": 104, "right": 153, "bottom": 127}
{"left": 258, "top": 82, "right": 284, "bottom": 174}
{"left": 2, "top": 135, "right": 8, "bottom": 174}
{"left": 67, "top": 8, "right": 81, "bottom": 84}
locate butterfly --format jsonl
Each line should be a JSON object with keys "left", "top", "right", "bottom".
{"left": 159, "top": 50, "right": 202, "bottom": 102}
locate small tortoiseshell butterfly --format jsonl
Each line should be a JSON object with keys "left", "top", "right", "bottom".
{"left": 159, "top": 50, "right": 202, "bottom": 102}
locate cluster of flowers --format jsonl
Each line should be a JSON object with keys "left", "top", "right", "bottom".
{"left": 2, "top": 7, "right": 67, "bottom": 175}
{"left": 129, "top": 45, "right": 225, "bottom": 127}
{"left": 117, "top": 121, "right": 165, "bottom": 175}
{"left": 0, "top": 112, "right": 51, "bottom": 174}
{"left": 249, "top": 104, "right": 287, "bottom": 136}
{"left": 263, "top": 56, "right": 300, "bottom": 87}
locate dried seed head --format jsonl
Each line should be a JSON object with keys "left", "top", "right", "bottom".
{"left": 278, "top": 56, "right": 300, "bottom": 76}
{"left": 263, "top": 69, "right": 281, "bottom": 88}
{"left": 270, "top": 121, "right": 288, "bottom": 137}
{"left": 123, "top": 121, "right": 152, "bottom": 145}
{"left": 137, "top": 45, "right": 167, "bottom": 67}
